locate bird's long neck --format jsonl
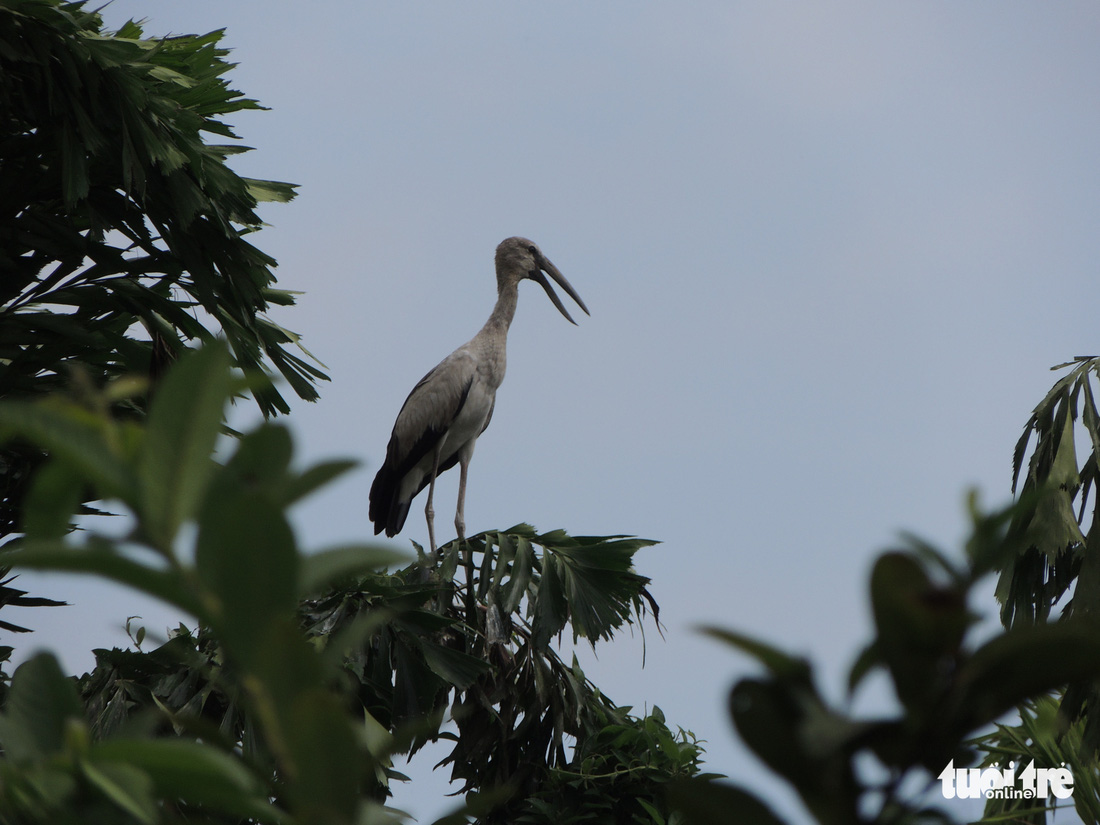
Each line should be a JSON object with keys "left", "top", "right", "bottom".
{"left": 482, "top": 277, "right": 519, "bottom": 336}
{"left": 468, "top": 277, "right": 518, "bottom": 389}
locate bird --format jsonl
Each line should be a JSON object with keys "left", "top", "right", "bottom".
{"left": 369, "top": 237, "right": 589, "bottom": 555}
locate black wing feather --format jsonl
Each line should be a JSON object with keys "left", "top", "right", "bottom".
{"left": 369, "top": 368, "right": 475, "bottom": 536}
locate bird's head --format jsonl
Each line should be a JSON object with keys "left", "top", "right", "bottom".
{"left": 495, "top": 236, "right": 590, "bottom": 325}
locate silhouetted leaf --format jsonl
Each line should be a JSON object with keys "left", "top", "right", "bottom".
{"left": 80, "top": 759, "right": 157, "bottom": 824}
{"left": 286, "top": 458, "right": 359, "bottom": 504}
{"left": 0, "top": 652, "right": 83, "bottom": 761}
{"left": 668, "top": 778, "right": 790, "bottom": 825}
{"left": 0, "top": 400, "right": 138, "bottom": 505}
{"left": 298, "top": 543, "right": 408, "bottom": 596}
{"left": 407, "top": 635, "right": 490, "bottom": 690}
{"left": 533, "top": 551, "right": 567, "bottom": 649}
{"left": 870, "top": 552, "right": 969, "bottom": 710}
{"left": 701, "top": 626, "right": 812, "bottom": 681}
{"left": 950, "top": 622, "right": 1100, "bottom": 732}
{"left": 22, "top": 458, "right": 83, "bottom": 540}
{"left": 502, "top": 534, "right": 533, "bottom": 613}
{"left": 195, "top": 480, "right": 297, "bottom": 660}
{"left": 139, "top": 342, "right": 232, "bottom": 550}
{"left": 92, "top": 738, "right": 282, "bottom": 822}
{"left": 6, "top": 538, "right": 202, "bottom": 619}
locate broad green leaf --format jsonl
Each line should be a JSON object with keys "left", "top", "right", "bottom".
{"left": 221, "top": 421, "right": 293, "bottom": 493}
{"left": 286, "top": 458, "right": 359, "bottom": 504}
{"left": 0, "top": 400, "right": 138, "bottom": 504}
{"left": 667, "top": 778, "right": 790, "bottom": 825}
{"left": 80, "top": 759, "right": 158, "bottom": 824}
{"left": 1082, "top": 378, "right": 1100, "bottom": 469}
{"left": 701, "top": 626, "right": 812, "bottom": 681}
{"left": 360, "top": 707, "right": 394, "bottom": 761}
{"left": 951, "top": 622, "right": 1100, "bottom": 732}
{"left": 92, "top": 738, "right": 282, "bottom": 822}
{"left": 406, "top": 634, "right": 491, "bottom": 690}
{"left": 729, "top": 678, "right": 861, "bottom": 822}
{"left": 298, "top": 543, "right": 407, "bottom": 596}
{"left": 0, "top": 652, "right": 83, "bottom": 761}
{"left": 730, "top": 679, "right": 818, "bottom": 786}
{"left": 243, "top": 177, "right": 298, "bottom": 203}
{"left": 550, "top": 542, "right": 651, "bottom": 643}
{"left": 195, "top": 480, "right": 298, "bottom": 659}
{"left": 4, "top": 539, "right": 203, "bottom": 619}
{"left": 1024, "top": 484, "right": 1086, "bottom": 560}
{"left": 533, "top": 551, "right": 567, "bottom": 649}
{"left": 393, "top": 633, "right": 448, "bottom": 729}
{"left": 139, "top": 341, "right": 232, "bottom": 549}
{"left": 477, "top": 533, "right": 495, "bottom": 600}
{"left": 502, "top": 535, "right": 533, "bottom": 613}
{"left": 1073, "top": 518, "right": 1100, "bottom": 624}
{"left": 439, "top": 536, "right": 460, "bottom": 584}
{"left": 1049, "top": 395, "right": 1082, "bottom": 489}
{"left": 870, "top": 552, "right": 969, "bottom": 710}
{"left": 845, "top": 641, "right": 881, "bottom": 697}
{"left": 22, "top": 458, "right": 83, "bottom": 539}
{"left": 492, "top": 532, "right": 515, "bottom": 589}
{"left": 281, "top": 691, "right": 364, "bottom": 822}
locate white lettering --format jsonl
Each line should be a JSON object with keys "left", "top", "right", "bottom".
{"left": 1020, "top": 760, "right": 1037, "bottom": 795}
{"left": 939, "top": 759, "right": 1075, "bottom": 803}
{"left": 978, "top": 767, "right": 1004, "bottom": 795}
{"left": 1048, "top": 767, "right": 1074, "bottom": 800}
{"left": 955, "top": 768, "right": 983, "bottom": 799}
{"left": 938, "top": 760, "right": 957, "bottom": 799}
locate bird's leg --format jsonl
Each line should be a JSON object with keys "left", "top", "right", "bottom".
{"left": 455, "top": 453, "right": 469, "bottom": 543}
{"left": 456, "top": 452, "right": 477, "bottom": 639}
{"left": 425, "top": 443, "right": 443, "bottom": 559}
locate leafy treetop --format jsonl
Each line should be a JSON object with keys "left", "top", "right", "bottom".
{"left": 0, "top": 0, "right": 326, "bottom": 417}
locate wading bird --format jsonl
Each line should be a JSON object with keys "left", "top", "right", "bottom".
{"left": 369, "top": 237, "right": 589, "bottom": 554}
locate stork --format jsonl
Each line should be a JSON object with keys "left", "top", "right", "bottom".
{"left": 368, "top": 237, "right": 588, "bottom": 555}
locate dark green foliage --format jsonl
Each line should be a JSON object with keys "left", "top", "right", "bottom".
{"left": 0, "top": 567, "right": 65, "bottom": 635}
{"left": 0, "top": 566, "right": 65, "bottom": 714}
{"left": 674, "top": 356, "right": 1100, "bottom": 825}
{"left": 975, "top": 697, "right": 1100, "bottom": 824}
{"left": 0, "top": 0, "right": 327, "bottom": 536}
{"left": 517, "top": 705, "right": 705, "bottom": 825}
{"left": 0, "top": 345, "right": 698, "bottom": 824}
{"left": 964, "top": 356, "right": 1100, "bottom": 822}
{"left": 998, "top": 356, "right": 1100, "bottom": 628}
{"left": 0, "top": 344, "right": 392, "bottom": 824}
{"left": 675, "top": 497, "right": 1100, "bottom": 825}
{"left": 292, "top": 527, "right": 683, "bottom": 823}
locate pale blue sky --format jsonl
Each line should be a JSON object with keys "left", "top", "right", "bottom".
{"left": 14, "top": 3, "right": 1100, "bottom": 822}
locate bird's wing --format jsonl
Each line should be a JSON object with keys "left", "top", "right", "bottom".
{"left": 369, "top": 347, "right": 477, "bottom": 534}
{"left": 480, "top": 394, "right": 495, "bottom": 436}
{"left": 391, "top": 347, "right": 478, "bottom": 461}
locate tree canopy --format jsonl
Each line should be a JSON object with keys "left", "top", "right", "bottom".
{"left": 0, "top": 0, "right": 327, "bottom": 532}
{"left": 1, "top": 0, "right": 325, "bottom": 410}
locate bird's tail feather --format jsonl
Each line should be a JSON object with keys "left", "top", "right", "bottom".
{"left": 369, "top": 462, "right": 411, "bottom": 537}
{"left": 387, "top": 500, "right": 410, "bottom": 537}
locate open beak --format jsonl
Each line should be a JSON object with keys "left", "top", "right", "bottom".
{"left": 533, "top": 256, "right": 590, "bottom": 325}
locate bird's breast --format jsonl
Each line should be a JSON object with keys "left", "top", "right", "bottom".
{"left": 448, "top": 377, "right": 495, "bottom": 447}
{"left": 474, "top": 337, "right": 506, "bottom": 391}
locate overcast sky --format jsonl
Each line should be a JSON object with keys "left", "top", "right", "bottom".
{"left": 15, "top": 3, "right": 1100, "bottom": 822}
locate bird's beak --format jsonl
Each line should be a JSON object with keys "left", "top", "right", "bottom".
{"left": 533, "top": 257, "right": 590, "bottom": 325}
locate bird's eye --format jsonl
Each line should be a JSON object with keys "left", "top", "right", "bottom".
{"left": 527, "top": 245, "right": 537, "bottom": 255}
